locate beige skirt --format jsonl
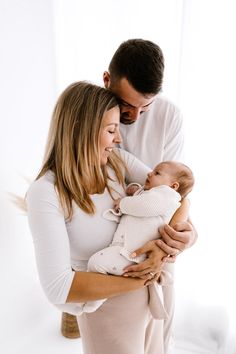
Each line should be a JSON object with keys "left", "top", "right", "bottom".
{"left": 77, "top": 287, "right": 165, "bottom": 354}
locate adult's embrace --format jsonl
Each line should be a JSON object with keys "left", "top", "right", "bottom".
{"left": 61, "top": 39, "right": 197, "bottom": 354}
{"left": 27, "top": 38, "right": 197, "bottom": 354}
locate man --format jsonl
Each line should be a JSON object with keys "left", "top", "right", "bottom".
{"left": 62, "top": 39, "right": 197, "bottom": 353}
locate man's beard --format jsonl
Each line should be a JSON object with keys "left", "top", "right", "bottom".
{"left": 120, "top": 113, "right": 136, "bottom": 125}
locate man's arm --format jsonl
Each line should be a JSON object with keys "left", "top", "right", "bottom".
{"left": 156, "top": 198, "right": 197, "bottom": 261}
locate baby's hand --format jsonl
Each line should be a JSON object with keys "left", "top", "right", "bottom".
{"left": 114, "top": 198, "right": 121, "bottom": 212}
{"left": 126, "top": 183, "right": 140, "bottom": 196}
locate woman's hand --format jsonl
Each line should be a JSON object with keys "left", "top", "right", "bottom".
{"left": 122, "top": 221, "right": 197, "bottom": 282}
{"left": 123, "top": 240, "right": 166, "bottom": 285}
{"left": 122, "top": 218, "right": 197, "bottom": 283}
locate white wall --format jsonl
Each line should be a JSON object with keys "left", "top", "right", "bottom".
{"left": 0, "top": 0, "right": 58, "bottom": 351}
{"left": 1, "top": 0, "right": 236, "bottom": 352}
{"left": 175, "top": 0, "right": 236, "bottom": 334}
{"left": 0, "top": 0, "right": 57, "bottom": 184}
{"left": 0, "top": 0, "right": 57, "bottom": 232}
{"left": 52, "top": 0, "right": 184, "bottom": 102}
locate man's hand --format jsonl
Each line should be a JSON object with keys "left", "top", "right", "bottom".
{"left": 122, "top": 221, "right": 197, "bottom": 282}
{"left": 123, "top": 240, "right": 166, "bottom": 285}
{"left": 156, "top": 221, "right": 197, "bottom": 262}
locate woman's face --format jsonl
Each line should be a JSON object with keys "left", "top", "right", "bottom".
{"left": 99, "top": 106, "right": 122, "bottom": 165}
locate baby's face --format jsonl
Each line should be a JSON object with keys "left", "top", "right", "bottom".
{"left": 144, "top": 163, "right": 175, "bottom": 190}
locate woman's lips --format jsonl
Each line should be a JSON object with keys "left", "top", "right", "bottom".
{"left": 105, "top": 147, "right": 113, "bottom": 153}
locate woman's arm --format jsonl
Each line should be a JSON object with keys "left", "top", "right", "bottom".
{"left": 27, "top": 175, "right": 145, "bottom": 306}
{"left": 66, "top": 271, "right": 145, "bottom": 303}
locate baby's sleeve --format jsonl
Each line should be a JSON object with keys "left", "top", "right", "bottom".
{"left": 120, "top": 186, "right": 181, "bottom": 218}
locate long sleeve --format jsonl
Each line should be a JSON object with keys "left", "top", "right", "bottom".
{"left": 115, "top": 148, "right": 151, "bottom": 185}
{"left": 119, "top": 96, "right": 185, "bottom": 168}
{"left": 163, "top": 105, "right": 185, "bottom": 162}
{"left": 119, "top": 186, "right": 181, "bottom": 218}
{"left": 26, "top": 174, "right": 75, "bottom": 305}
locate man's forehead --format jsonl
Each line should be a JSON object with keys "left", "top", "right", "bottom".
{"left": 119, "top": 97, "right": 154, "bottom": 109}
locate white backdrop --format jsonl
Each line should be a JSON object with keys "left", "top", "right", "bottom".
{"left": 1, "top": 0, "right": 236, "bottom": 353}
{"left": 52, "top": 0, "right": 236, "bottom": 329}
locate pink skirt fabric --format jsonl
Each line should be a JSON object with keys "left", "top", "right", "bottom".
{"left": 77, "top": 287, "right": 165, "bottom": 354}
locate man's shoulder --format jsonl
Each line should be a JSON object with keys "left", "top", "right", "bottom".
{"left": 152, "top": 94, "right": 181, "bottom": 113}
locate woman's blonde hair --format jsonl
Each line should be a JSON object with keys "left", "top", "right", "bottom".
{"left": 37, "top": 81, "right": 125, "bottom": 219}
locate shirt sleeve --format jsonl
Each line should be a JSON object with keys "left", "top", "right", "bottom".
{"left": 164, "top": 107, "right": 185, "bottom": 162}
{"left": 119, "top": 186, "right": 181, "bottom": 217}
{"left": 26, "top": 176, "right": 75, "bottom": 306}
{"left": 116, "top": 148, "right": 151, "bottom": 185}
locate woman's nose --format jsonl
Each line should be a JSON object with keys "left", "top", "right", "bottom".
{"left": 114, "top": 129, "right": 122, "bottom": 144}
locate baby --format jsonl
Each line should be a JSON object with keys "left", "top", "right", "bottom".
{"left": 83, "top": 161, "right": 194, "bottom": 317}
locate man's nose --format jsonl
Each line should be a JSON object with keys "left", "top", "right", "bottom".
{"left": 129, "top": 107, "right": 142, "bottom": 121}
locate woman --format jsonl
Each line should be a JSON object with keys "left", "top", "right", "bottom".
{"left": 27, "top": 81, "right": 187, "bottom": 354}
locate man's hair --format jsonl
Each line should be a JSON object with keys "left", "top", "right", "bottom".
{"left": 108, "top": 39, "right": 165, "bottom": 95}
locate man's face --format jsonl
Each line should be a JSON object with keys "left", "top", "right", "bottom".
{"left": 104, "top": 73, "right": 156, "bottom": 125}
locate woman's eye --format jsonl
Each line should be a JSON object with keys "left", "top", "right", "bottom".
{"left": 108, "top": 130, "right": 115, "bottom": 134}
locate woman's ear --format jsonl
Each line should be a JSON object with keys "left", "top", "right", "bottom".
{"left": 103, "top": 71, "right": 110, "bottom": 88}
{"left": 171, "top": 181, "right": 179, "bottom": 191}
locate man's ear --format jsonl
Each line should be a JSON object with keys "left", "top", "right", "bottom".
{"left": 171, "top": 181, "right": 179, "bottom": 191}
{"left": 103, "top": 71, "right": 110, "bottom": 88}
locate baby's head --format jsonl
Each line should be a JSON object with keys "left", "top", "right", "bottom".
{"left": 144, "top": 161, "right": 194, "bottom": 198}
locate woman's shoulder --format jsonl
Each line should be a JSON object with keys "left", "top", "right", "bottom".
{"left": 26, "top": 171, "right": 57, "bottom": 203}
